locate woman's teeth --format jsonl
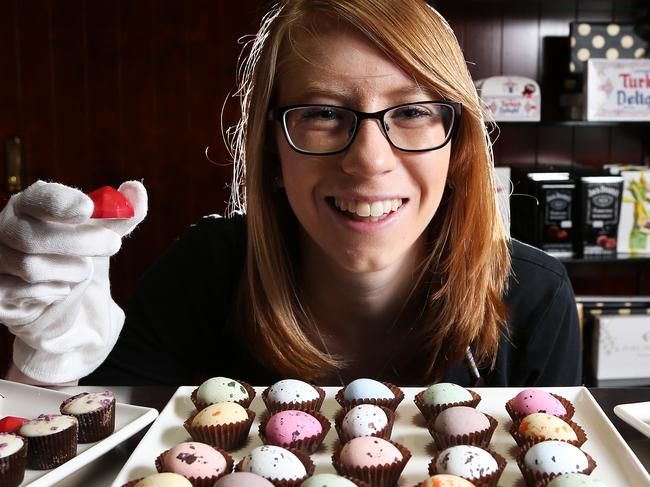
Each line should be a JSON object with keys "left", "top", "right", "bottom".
{"left": 333, "top": 198, "right": 403, "bottom": 221}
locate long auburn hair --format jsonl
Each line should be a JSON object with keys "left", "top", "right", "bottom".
{"left": 226, "top": 0, "right": 511, "bottom": 382}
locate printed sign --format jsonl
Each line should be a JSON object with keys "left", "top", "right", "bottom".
{"left": 585, "top": 59, "right": 650, "bottom": 121}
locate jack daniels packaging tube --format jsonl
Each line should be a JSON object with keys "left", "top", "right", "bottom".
{"left": 580, "top": 176, "right": 624, "bottom": 256}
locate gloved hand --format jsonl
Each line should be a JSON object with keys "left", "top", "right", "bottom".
{"left": 0, "top": 180, "right": 147, "bottom": 383}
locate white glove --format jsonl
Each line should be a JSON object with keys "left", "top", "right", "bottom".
{"left": 0, "top": 180, "right": 147, "bottom": 383}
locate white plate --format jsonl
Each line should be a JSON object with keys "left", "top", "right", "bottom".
{"left": 0, "top": 379, "right": 158, "bottom": 487}
{"left": 614, "top": 401, "right": 650, "bottom": 438}
{"left": 113, "top": 386, "right": 650, "bottom": 486}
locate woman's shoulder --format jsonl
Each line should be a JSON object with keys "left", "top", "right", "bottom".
{"left": 509, "top": 238, "right": 568, "bottom": 280}
{"left": 185, "top": 212, "right": 247, "bottom": 247}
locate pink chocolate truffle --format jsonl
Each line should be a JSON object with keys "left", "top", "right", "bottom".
{"left": 162, "top": 442, "right": 228, "bottom": 478}
{"left": 265, "top": 410, "right": 322, "bottom": 444}
{"left": 511, "top": 389, "right": 567, "bottom": 416}
{"left": 340, "top": 437, "right": 403, "bottom": 468}
{"left": 433, "top": 406, "right": 490, "bottom": 436}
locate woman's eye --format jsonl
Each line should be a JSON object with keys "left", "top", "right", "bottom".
{"left": 393, "top": 105, "right": 431, "bottom": 119}
{"left": 302, "top": 108, "right": 340, "bottom": 120}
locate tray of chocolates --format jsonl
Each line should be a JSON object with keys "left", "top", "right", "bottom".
{"left": 113, "top": 381, "right": 650, "bottom": 486}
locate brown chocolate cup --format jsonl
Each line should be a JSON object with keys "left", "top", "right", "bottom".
{"left": 332, "top": 438, "right": 411, "bottom": 487}
{"left": 190, "top": 380, "right": 256, "bottom": 411}
{"left": 334, "top": 405, "right": 395, "bottom": 444}
{"left": 235, "top": 446, "right": 315, "bottom": 487}
{"left": 155, "top": 445, "right": 233, "bottom": 486}
{"left": 259, "top": 409, "right": 331, "bottom": 454}
{"left": 335, "top": 382, "right": 404, "bottom": 412}
{"left": 414, "top": 388, "right": 482, "bottom": 422}
{"left": 0, "top": 436, "right": 28, "bottom": 487}
{"left": 427, "top": 412, "right": 498, "bottom": 450}
{"left": 516, "top": 442, "right": 597, "bottom": 487}
{"left": 510, "top": 416, "right": 587, "bottom": 448}
{"left": 262, "top": 384, "right": 326, "bottom": 413}
{"left": 25, "top": 420, "right": 78, "bottom": 469}
{"left": 505, "top": 394, "right": 575, "bottom": 423}
{"left": 60, "top": 392, "right": 116, "bottom": 443}
{"left": 121, "top": 480, "right": 144, "bottom": 487}
{"left": 183, "top": 409, "right": 255, "bottom": 451}
{"left": 428, "top": 446, "right": 507, "bottom": 487}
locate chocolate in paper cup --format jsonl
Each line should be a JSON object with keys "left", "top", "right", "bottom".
{"left": 0, "top": 434, "right": 27, "bottom": 487}
{"left": 22, "top": 415, "right": 78, "bottom": 469}
{"left": 183, "top": 408, "right": 255, "bottom": 451}
{"left": 428, "top": 445, "right": 507, "bottom": 487}
{"left": 505, "top": 393, "right": 574, "bottom": 423}
{"left": 427, "top": 411, "right": 498, "bottom": 450}
{"left": 334, "top": 405, "right": 395, "bottom": 444}
{"left": 155, "top": 444, "right": 233, "bottom": 486}
{"left": 190, "top": 380, "right": 256, "bottom": 411}
{"left": 414, "top": 388, "right": 481, "bottom": 422}
{"left": 332, "top": 438, "right": 411, "bottom": 487}
{"left": 516, "top": 441, "right": 597, "bottom": 487}
{"left": 510, "top": 415, "right": 587, "bottom": 448}
{"left": 262, "top": 383, "right": 326, "bottom": 413}
{"left": 60, "top": 391, "right": 116, "bottom": 443}
{"left": 235, "top": 445, "right": 315, "bottom": 487}
{"left": 122, "top": 474, "right": 194, "bottom": 487}
{"left": 259, "top": 409, "right": 330, "bottom": 454}
{"left": 335, "top": 382, "right": 404, "bottom": 411}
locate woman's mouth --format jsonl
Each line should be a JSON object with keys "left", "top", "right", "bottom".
{"left": 328, "top": 197, "right": 405, "bottom": 222}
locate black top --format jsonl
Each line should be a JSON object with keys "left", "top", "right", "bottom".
{"left": 85, "top": 214, "right": 581, "bottom": 387}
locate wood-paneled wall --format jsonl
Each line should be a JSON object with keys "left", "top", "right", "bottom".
{"left": 0, "top": 0, "right": 268, "bottom": 305}
{"left": 0, "top": 0, "right": 648, "bottom": 309}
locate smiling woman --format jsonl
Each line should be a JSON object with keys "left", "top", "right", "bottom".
{"left": 1, "top": 0, "right": 580, "bottom": 388}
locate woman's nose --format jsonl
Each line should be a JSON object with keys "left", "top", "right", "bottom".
{"left": 339, "top": 119, "right": 398, "bottom": 177}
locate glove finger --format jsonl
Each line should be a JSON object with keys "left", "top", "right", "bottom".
{"left": 0, "top": 275, "right": 71, "bottom": 302}
{"left": 1, "top": 209, "right": 123, "bottom": 256}
{"left": 93, "top": 180, "right": 148, "bottom": 237}
{"left": 0, "top": 243, "right": 91, "bottom": 284}
{"left": 13, "top": 180, "right": 94, "bottom": 224}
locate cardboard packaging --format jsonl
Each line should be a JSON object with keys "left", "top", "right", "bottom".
{"left": 475, "top": 76, "right": 541, "bottom": 121}
{"left": 585, "top": 59, "right": 650, "bottom": 121}
{"left": 494, "top": 166, "right": 511, "bottom": 236}
{"left": 511, "top": 173, "right": 576, "bottom": 258}
{"left": 617, "top": 170, "right": 650, "bottom": 254}
{"left": 593, "top": 314, "right": 650, "bottom": 381}
{"left": 569, "top": 21, "right": 648, "bottom": 75}
{"left": 580, "top": 176, "right": 623, "bottom": 256}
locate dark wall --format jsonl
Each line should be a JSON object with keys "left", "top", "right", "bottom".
{"left": 0, "top": 0, "right": 648, "bottom": 307}
{"left": 0, "top": 0, "right": 267, "bottom": 306}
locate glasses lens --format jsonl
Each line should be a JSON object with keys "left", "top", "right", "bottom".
{"left": 283, "top": 106, "right": 356, "bottom": 154}
{"left": 384, "top": 102, "right": 454, "bottom": 151}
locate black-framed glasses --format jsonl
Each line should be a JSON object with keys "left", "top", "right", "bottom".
{"left": 268, "top": 100, "right": 462, "bottom": 155}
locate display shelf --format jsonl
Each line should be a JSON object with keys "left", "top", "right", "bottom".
{"left": 496, "top": 120, "right": 650, "bottom": 128}
{"left": 559, "top": 254, "right": 650, "bottom": 264}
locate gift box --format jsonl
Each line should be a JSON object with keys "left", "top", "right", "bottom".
{"left": 475, "top": 76, "right": 541, "bottom": 121}
{"left": 617, "top": 170, "right": 650, "bottom": 254}
{"left": 593, "top": 314, "right": 650, "bottom": 381}
{"left": 569, "top": 21, "right": 648, "bottom": 75}
{"left": 584, "top": 58, "right": 650, "bottom": 121}
{"left": 579, "top": 176, "right": 623, "bottom": 256}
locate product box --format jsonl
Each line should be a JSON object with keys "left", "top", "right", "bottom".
{"left": 617, "top": 170, "right": 650, "bottom": 254}
{"left": 494, "top": 166, "right": 511, "bottom": 236}
{"left": 569, "top": 21, "right": 648, "bottom": 75}
{"left": 593, "top": 314, "right": 650, "bottom": 381}
{"left": 580, "top": 176, "right": 623, "bottom": 256}
{"left": 511, "top": 172, "right": 576, "bottom": 257}
{"left": 475, "top": 76, "right": 541, "bottom": 122}
{"left": 585, "top": 59, "right": 650, "bottom": 121}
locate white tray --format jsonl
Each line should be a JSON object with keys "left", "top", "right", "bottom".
{"left": 113, "top": 386, "right": 650, "bottom": 486}
{"left": 0, "top": 379, "right": 158, "bottom": 487}
{"left": 614, "top": 401, "right": 650, "bottom": 439}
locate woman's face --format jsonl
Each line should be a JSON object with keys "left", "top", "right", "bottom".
{"left": 274, "top": 25, "right": 452, "bottom": 274}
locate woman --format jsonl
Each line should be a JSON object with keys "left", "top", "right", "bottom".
{"left": 1, "top": 0, "right": 580, "bottom": 387}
